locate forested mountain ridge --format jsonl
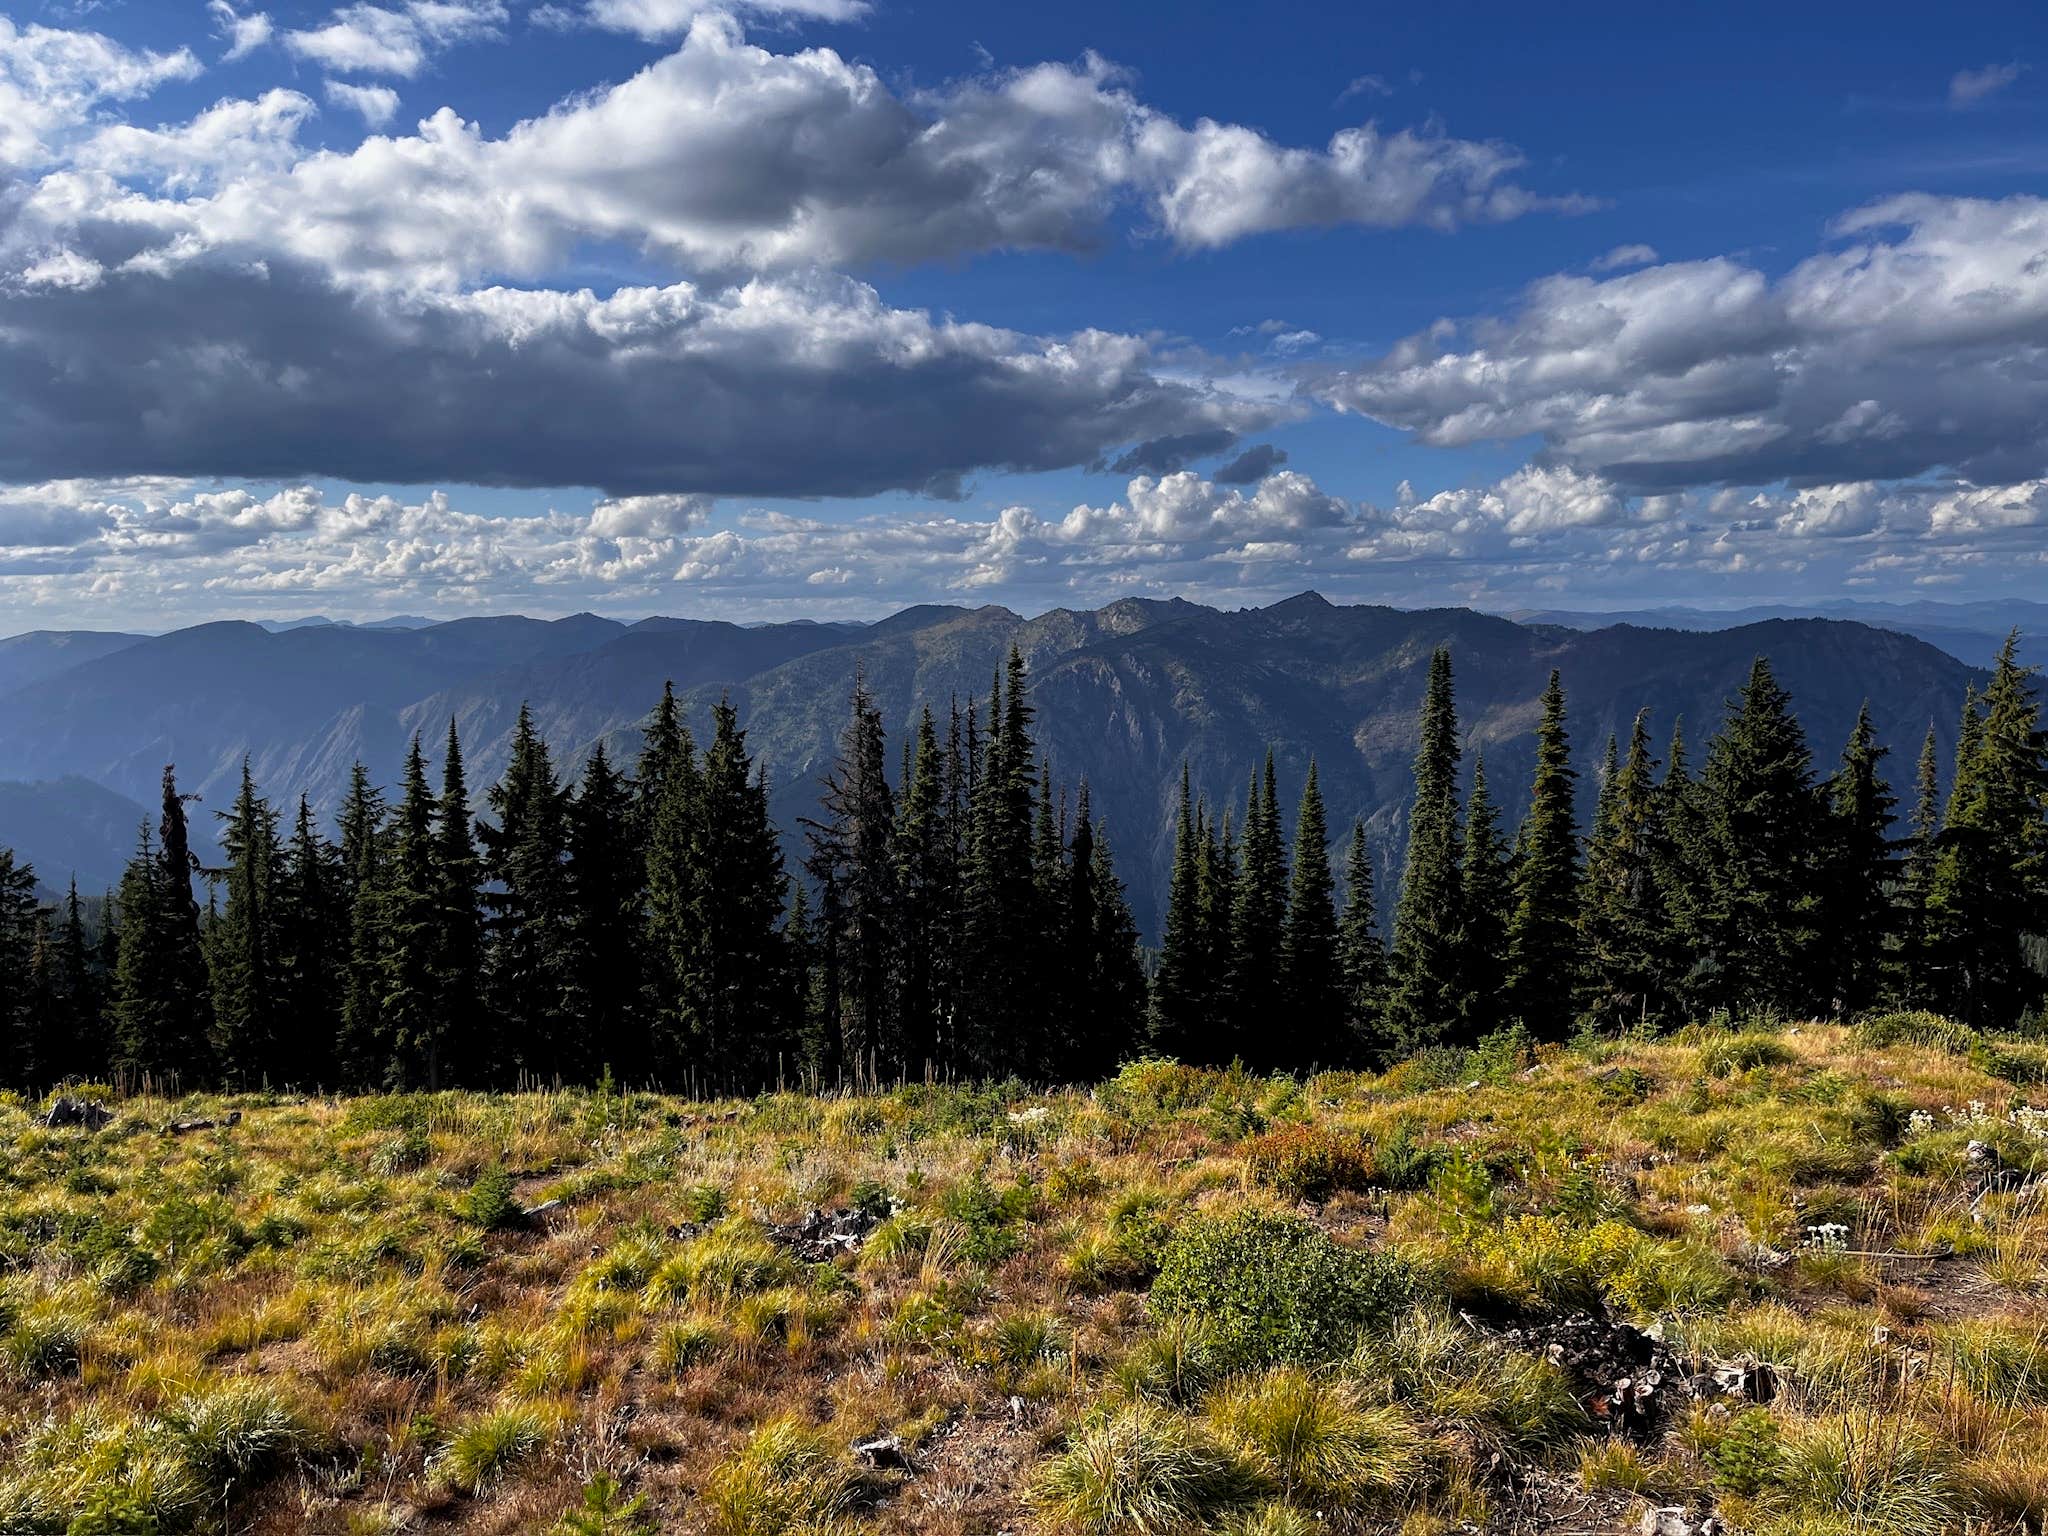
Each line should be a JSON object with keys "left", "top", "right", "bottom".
{"left": 0, "top": 595, "right": 1982, "bottom": 935}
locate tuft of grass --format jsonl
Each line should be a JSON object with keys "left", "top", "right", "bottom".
{"left": 703, "top": 1417, "right": 857, "bottom": 1536}
{"left": 1208, "top": 1366, "right": 1423, "bottom": 1505}
{"left": 169, "top": 1380, "right": 312, "bottom": 1482}
{"left": 1576, "top": 1436, "right": 1655, "bottom": 1494}
{"left": 434, "top": 1406, "right": 546, "bottom": 1495}
{"left": 1034, "top": 1402, "right": 1256, "bottom": 1535}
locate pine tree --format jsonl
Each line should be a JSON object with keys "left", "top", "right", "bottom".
{"left": 0, "top": 848, "right": 37, "bottom": 1087}
{"left": 434, "top": 719, "right": 484, "bottom": 1079}
{"left": 274, "top": 796, "right": 342, "bottom": 1087}
{"left": 1504, "top": 671, "right": 1581, "bottom": 1037}
{"left": 1896, "top": 724, "right": 1942, "bottom": 1000}
{"left": 1150, "top": 765, "right": 1208, "bottom": 1058}
{"left": 959, "top": 649, "right": 1041, "bottom": 1074}
{"left": 1694, "top": 657, "right": 1825, "bottom": 1014}
{"left": 1818, "top": 703, "right": 1899, "bottom": 1016}
{"left": 1337, "top": 818, "right": 1388, "bottom": 1053}
{"left": 382, "top": 737, "right": 444, "bottom": 1088}
{"left": 1066, "top": 797, "right": 1147, "bottom": 1078}
{"left": 1384, "top": 647, "right": 1464, "bottom": 1053}
{"left": 1579, "top": 711, "right": 1683, "bottom": 1030}
{"left": 479, "top": 705, "right": 575, "bottom": 1083}
{"left": 334, "top": 762, "right": 389, "bottom": 1089}
{"left": 1455, "top": 755, "right": 1514, "bottom": 1040}
{"left": 209, "top": 759, "right": 281, "bottom": 1086}
{"left": 1230, "top": 751, "right": 1288, "bottom": 1064}
{"left": 640, "top": 690, "right": 702, "bottom": 1081}
{"left": 679, "top": 700, "right": 787, "bottom": 1086}
{"left": 114, "top": 768, "right": 213, "bottom": 1085}
{"left": 1925, "top": 633, "right": 2048, "bottom": 1025}
{"left": 1280, "top": 761, "right": 1344, "bottom": 1066}
{"left": 36, "top": 879, "right": 104, "bottom": 1084}
{"left": 802, "top": 677, "right": 897, "bottom": 1080}
{"left": 566, "top": 741, "right": 646, "bottom": 1083}
{"left": 895, "top": 707, "right": 950, "bottom": 1074}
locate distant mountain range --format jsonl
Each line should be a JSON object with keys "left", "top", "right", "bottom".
{"left": 1515, "top": 599, "right": 2048, "bottom": 671}
{"left": 0, "top": 597, "right": 1993, "bottom": 934}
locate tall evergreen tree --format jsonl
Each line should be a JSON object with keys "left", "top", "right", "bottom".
{"left": 1579, "top": 711, "right": 1683, "bottom": 1030}
{"left": 1925, "top": 633, "right": 2048, "bottom": 1025}
{"left": 1694, "top": 657, "right": 1825, "bottom": 1013}
{"left": 479, "top": 705, "right": 575, "bottom": 1082}
{"left": 335, "top": 762, "right": 389, "bottom": 1088}
{"left": 114, "top": 768, "right": 213, "bottom": 1084}
{"left": 0, "top": 848, "right": 36, "bottom": 1087}
{"left": 1819, "top": 703, "right": 1899, "bottom": 1016}
{"left": 1385, "top": 646, "right": 1464, "bottom": 1053}
{"left": 1066, "top": 797, "right": 1147, "bottom": 1078}
{"left": 434, "top": 719, "right": 484, "bottom": 1077}
{"left": 1337, "top": 818, "right": 1388, "bottom": 1053}
{"left": 566, "top": 741, "right": 646, "bottom": 1083}
{"left": 1150, "top": 765, "right": 1210, "bottom": 1059}
{"left": 1455, "top": 755, "right": 1514, "bottom": 1040}
{"left": 1504, "top": 671, "right": 1581, "bottom": 1037}
{"left": 681, "top": 700, "right": 788, "bottom": 1085}
{"left": 959, "top": 649, "right": 1041, "bottom": 1074}
{"left": 381, "top": 737, "right": 444, "bottom": 1088}
{"left": 1280, "top": 761, "right": 1344, "bottom": 1065}
{"left": 803, "top": 678, "right": 897, "bottom": 1080}
{"left": 1896, "top": 724, "right": 1942, "bottom": 999}
{"left": 895, "top": 707, "right": 951, "bottom": 1074}
{"left": 274, "top": 796, "right": 342, "bottom": 1086}
{"left": 1230, "top": 751, "right": 1288, "bottom": 1063}
{"left": 209, "top": 760, "right": 281, "bottom": 1086}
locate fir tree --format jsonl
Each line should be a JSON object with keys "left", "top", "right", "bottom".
{"left": 566, "top": 741, "right": 646, "bottom": 1083}
{"left": 1455, "top": 755, "right": 1514, "bottom": 1040}
{"left": 434, "top": 719, "right": 484, "bottom": 1077}
{"left": 334, "top": 762, "right": 389, "bottom": 1088}
{"left": 1337, "top": 818, "right": 1388, "bottom": 1052}
{"left": 1504, "top": 671, "right": 1581, "bottom": 1037}
{"left": 274, "top": 796, "right": 342, "bottom": 1086}
{"left": 1925, "top": 633, "right": 2048, "bottom": 1025}
{"left": 1579, "top": 711, "right": 1683, "bottom": 1030}
{"left": 1819, "top": 703, "right": 1899, "bottom": 1016}
{"left": 1229, "top": 751, "right": 1288, "bottom": 1063}
{"left": 1150, "top": 765, "right": 1209, "bottom": 1058}
{"left": 0, "top": 848, "right": 36, "bottom": 1087}
{"left": 479, "top": 705, "right": 575, "bottom": 1082}
{"left": 209, "top": 759, "right": 281, "bottom": 1086}
{"left": 802, "top": 677, "right": 897, "bottom": 1079}
{"left": 114, "top": 768, "right": 213, "bottom": 1085}
{"left": 895, "top": 707, "right": 950, "bottom": 1074}
{"left": 382, "top": 737, "right": 444, "bottom": 1088}
{"left": 1896, "top": 724, "right": 1942, "bottom": 999}
{"left": 1693, "top": 657, "right": 1825, "bottom": 1013}
{"left": 680, "top": 700, "right": 787, "bottom": 1086}
{"left": 1280, "top": 761, "right": 1344, "bottom": 1065}
{"left": 1384, "top": 646, "right": 1464, "bottom": 1053}
{"left": 959, "top": 649, "right": 1041, "bottom": 1074}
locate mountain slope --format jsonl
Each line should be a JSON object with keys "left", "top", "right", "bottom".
{"left": 0, "top": 597, "right": 1983, "bottom": 933}
{"left": 0, "top": 630, "right": 146, "bottom": 697}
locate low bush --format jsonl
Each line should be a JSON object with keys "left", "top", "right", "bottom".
{"left": 1853, "top": 1011, "right": 1979, "bottom": 1053}
{"left": 1243, "top": 1123, "right": 1375, "bottom": 1201}
{"left": 1150, "top": 1210, "right": 1417, "bottom": 1371}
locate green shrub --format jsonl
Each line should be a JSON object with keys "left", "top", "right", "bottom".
{"left": 1150, "top": 1210, "right": 1417, "bottom": 1371}
{"left": 1706, "top": 1406, "right": 1783, "bottom": 1496}
{"left": 941, "top": 1174, "right": 1033, "bottom": 1266}
{"left": 1464, "top": 1025, "right": 1534, "bottom": 1086}
{"left": 459, "top": 1164, "right": 522, "bottom": 1230}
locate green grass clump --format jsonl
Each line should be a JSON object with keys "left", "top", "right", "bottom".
{"left": 1854, "top": 1010, "right": 1980, "bottom": 1053}
{"left": 435, "top": 1406, "right": 546, "bottom": 1495}
{"left": 1207, "top": 1366, "right": 1423, "bottom": 1505}
{"left": 703, "top": 1417, "right": 857, "bottom": 1536}
{"left": 1035, "top": 1403, "right": 1256, "bottom": 1534}
{"left": 1151, "top": 1210, "right": 1417, "bottom": 1371}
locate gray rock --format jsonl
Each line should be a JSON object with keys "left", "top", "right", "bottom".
{"left": 42, "top": 1096, "right": 112, "bottom": 1130}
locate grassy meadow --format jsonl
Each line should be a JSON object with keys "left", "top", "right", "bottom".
{"left": 5, "top": 1013, "right": 2048, "bottom": 1535}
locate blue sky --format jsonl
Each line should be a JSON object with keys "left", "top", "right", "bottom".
{"left": 0, "top": 0, "right": 2044, "bottom": 627}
